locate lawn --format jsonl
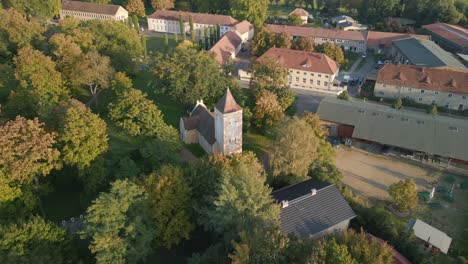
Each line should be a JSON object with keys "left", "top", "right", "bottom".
{"left": 267, "top": 5, "right": 297, "bottom": 17}
{"left": 146, "top": 36, "right": 171, "bottom": 55}
{"left": 342, "top": 51, "right": 361, "bottom": 71}
{"left": 243, "top": 130, "right": 271, "bottom": 157}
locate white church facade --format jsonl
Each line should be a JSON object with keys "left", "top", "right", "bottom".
{"left": 180, "top": 88, "right": 242, "bottom": 156}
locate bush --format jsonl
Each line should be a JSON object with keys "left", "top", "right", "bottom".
{"left": 393, "top": 97, "right": 403, "bottom": 109}
{"left": 337, "top": 91, "right": 349, "bottom": 100}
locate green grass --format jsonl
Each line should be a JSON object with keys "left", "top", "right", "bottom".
{"left": 267, "top": 5, "right": 297, "bottom": 17}
{"left": 342, "top": 51, "right": 361, "bottom": 71}
{"left": 243, "top": 130, "right": 271, "bottom": 157}
{"left": 146, "top": 36, "right": 171, "bottom": 54}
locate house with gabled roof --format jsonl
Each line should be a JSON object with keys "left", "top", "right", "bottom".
{"left": 422, "top": 23, "right": 468, "bottom": 54}
{"left": 289, "top": 8, "right": 309, "bottom": 25}
{"left": 60, "top": 0, "right": 128, "bottom": 21}
{"left": 272, "top": 179, "right": 356, "bottom": 238}
{"left": 180, "top": 88, "right": 242, "bottom": 156}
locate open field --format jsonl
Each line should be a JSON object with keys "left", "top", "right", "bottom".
{"left": 336, "top": 147, "right": 468, "bottom": 258}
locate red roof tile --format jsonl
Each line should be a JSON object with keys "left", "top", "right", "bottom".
{"left": 376, "top": 64, "right": 468, "bottom": 94}
{"left": 367, "top": 31, "right": 430, "bottom": 48}
{"left": 233, "top": 20, "right": 253, "bottom": 35}
{"left": 290, "top": 8, "right": 309, "bottom": 16}
{"left": 148, "top": 10, "right": 238, "bottom": 26}
{"left": 215, "top": 88, "right": 242, "bottom": 113}
{"left": 423, "top": 23, "right": 468, "bottom": 48}
{"left": 61, "top": 0, "right": 123, "bottom": 15}
{"left": 267, "top": 24, "right": 366, "bottom": 41}
{"left": 209, "top": 31, "right": 242, "bottom": 65}
{"left": 257, "top": 47, "right": 340, "bottom": 75}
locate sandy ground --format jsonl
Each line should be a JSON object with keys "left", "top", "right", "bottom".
{"left": 335, "top": 147, "right": 448, "bottom": 201}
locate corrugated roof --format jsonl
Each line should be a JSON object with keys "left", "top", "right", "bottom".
{"left": 290, "top": 8, "right": 309, "bottom": 16}
{"left": 376, "top": 64, "right": 468, "bottom": 94}
{"left": 367, "top": 31, "right": 430, "bottom": 48}
{"left": 272, "top": 179, "right": 356, "bottom": 238}
{"left": 392, "top": 38, "right": 466, "bottom": 69}
{"left": 214, "top": 88, "right": 242, "bottom": 114}
{"left": 61, "top": 1, "right": 123, "bottom": 15}
{"left": 209, "top": 31, "right": 243, "bottom": 65}
{"left": 148, "top": 10, "right": 238, "bottom": 26}
{"left": 423, "top": 23, "right": 468, "bottom": 48}
{"left": 267, "top": 24, "right": 366, "bottom": 41}
{"left": 257, "top": 47, "right": 340, "bottom": 75}
{"left": 317, "top": 98, "right": 468, "bottom": 161}
{"left": 411, "top": 219, "right": 452, "bottom": 254}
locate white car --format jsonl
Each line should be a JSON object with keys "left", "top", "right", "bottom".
{"left": 361, "top": 53, "right": 367, "bottom": 58}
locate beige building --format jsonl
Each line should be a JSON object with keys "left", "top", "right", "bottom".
{"left": 289, "top": 8, "right": 309, "bottom": 25}
{"left": 147, "top": 10, "right": 238, "bottom": 36}
{"left": 180, "top": 88, "right": 242, "bottom": 156}
{"left": 375, "top": 64, "right": 468, "bottom": 111}
{"left": 267, "top": 24, "right": 367, "bottom": 53}
{"left": 256, "top": 48, "right": 341, "bottom": 92}
{"left": 60, "top": 1, "right": 128, "bottom": 21}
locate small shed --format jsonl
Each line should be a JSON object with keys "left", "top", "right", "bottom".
{"left": 409, "top": 219, "right": 452, "bottom": 254}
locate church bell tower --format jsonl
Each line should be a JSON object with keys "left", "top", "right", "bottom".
{"left": 214, "top": 88, "right": 243, "bottom": 155}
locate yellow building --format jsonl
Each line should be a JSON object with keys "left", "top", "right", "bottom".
{"left": 60, "top": 1, "right": 128, "bottom": 21}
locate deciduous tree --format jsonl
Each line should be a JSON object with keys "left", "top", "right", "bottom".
{"left": 2, "top": 0, "right": 60, "bottom": 18}
{"left": 111, "top": 72, "right": 133, "bottom": 96}
{"left": 338, "top": 229, "right": 394, "bottom": 264}
{"left": 151, "top": 0, "right": 175, "bottom": 10}
{"left": 144, "top": 165, "right": 194, "bottom": 249}
{"left": 230, "top": 0, "right": 269, "bottom": 28}
{"left": 58, "top": 100, "right": 108, "bottom": 170}
{"left": 81, "top": 179, "right": 154, "bottom": 264}
{"left": 126, "top": 0, "right": 145, "bottom": 17}
{"left": 388, "top": 179, "right": 418, "bottom": 211}
{"left": 254, "top": 90, "right": 284, "bottom": 128}
{"left": 315, "top": 42, "right": 345, "bottom": 64}
{"left": 288, "top": 14, "right": 304, "bottom": 25}
{"left": 251, "top": 27, "right": 281, "bottom": 56}
{"left": 293, "top": 36, "right": 314, "bottom": 52}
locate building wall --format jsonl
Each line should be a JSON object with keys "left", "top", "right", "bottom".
{"left": 199, "top": 134, "right": 215, "bottom": 154}
{"left": 423, "top": 29, "right": 467, "bottom": 54}
{"left": 60, "top": 7, "right": 128, "bottom": 21}
{"left": 314, "top": 219, "right": 351, "bottom": 238}
{"left": 287, "top": 68, "right": 338, "bottom": 90}
{"left": 375, "top": 82, "right": 468, "bottom": 110}
{"left": 214, "top": 108, "right": 243, "bottom": 156}
{"left": 179, "top": 119, "right": 199, "bottom": 144}
{"left": 304, "top": 36, "right": 365, "bottom": 53}
{"left": 148, "top": 18, "right": 232, "bottom": 35}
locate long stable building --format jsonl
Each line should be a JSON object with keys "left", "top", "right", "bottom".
{"left": 60, "top": 1, "right": 128, "bottom": 21}
{"left": 422, "top": 23, "right": 468, "bottom": 54}
{"left": 317, "top": 98, "right": 468, "bottom": 163}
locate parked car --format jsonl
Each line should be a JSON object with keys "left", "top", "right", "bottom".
{"left": 241, "top": 47, "right": 247, "bottom": 52}
{"left": 361, "top": 53, "right": 367, "bottom": 58}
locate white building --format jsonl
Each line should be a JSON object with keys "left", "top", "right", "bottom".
{"left": 289, "top": 8, "right": 309, "bottom": 25}
{"left": 256, "top": 48, "right": 342, "bottom": 93}
{"left": 60, "top": 1, "right": 128, "bottom": 21}
{"left": 147, "top": 10, "right": 239, "bottom": 36}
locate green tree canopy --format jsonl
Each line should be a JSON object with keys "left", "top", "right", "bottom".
{"left": 144, "top": 165, "right": 194, "bottom": 249}
{"left": 125, "top": 0, "right": 145, "bottom": 17}
{"left": 251, "top": 27, "right": 292, "bottom": 56}
{"left": 388, "top": 179, "right": 418, "bottom": 211}
{"left": 292, "top": 36, "right": 315, "bottom": 52}
{"left": 288, "top": 14, "right": 304, "bottom": 25}
{"left": 315, "top": 42, "right": 345, "bottom": 64}
{"left": 81, "top": 179, "right": 154, "bottom": 264}
{"left": 0, "top": 216, "right": 71, "bottom": 263}
{"left": 58, "top": 100, "right": 108, "bottom": 169}
{"left": 230, "top": 0, "right": 269, "bottom": 28}
{"left": 254, "top": 90, "right": 284, "bottom": 128}
{"left": 151, "top": 0, "right": 175, "bottom": 10}
{"left": 338, "top": 229, "right": 394, "bottom": 264}
{"left": 152, "top": 42, "right": 231, "bottom": 106}
{"left": 2, "top": 0, "right": 60, "bottom": 18}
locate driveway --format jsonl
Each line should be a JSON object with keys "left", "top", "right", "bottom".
{"left": 335, "top": 147, "right": 449, "bottom": 201}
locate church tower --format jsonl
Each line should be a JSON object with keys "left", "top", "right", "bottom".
{"left": 214, "top": 88, "right": 243, "bottom": 155}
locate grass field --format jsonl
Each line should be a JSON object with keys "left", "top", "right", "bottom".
{"left": 146, "top": 36, "right": 172, "bottom": 54}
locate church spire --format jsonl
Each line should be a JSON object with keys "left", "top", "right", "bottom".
{"left": 214, "top": 88, "right": 242, "bottom": 114}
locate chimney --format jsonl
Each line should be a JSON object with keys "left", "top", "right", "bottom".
{"left": 311, "top": 188, "right": 317, "bottom": 196}
{"left": 281, "top": 200, "right": 289, "bottom": 208}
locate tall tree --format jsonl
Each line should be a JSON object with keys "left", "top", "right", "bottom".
{"left": 111, "top": 72, "right": 133, "bottom": 96}
{"left": 126, "top": 0, "right": 145, "bottom": 17}
{"left": 58, "top": 100, "right": 108, "bottom": 170}
{"left": 288, "top": 14, "right": 304, "bottom": 25}
{"left": 179, "top": 14, "right": 186, "bottom": 41}
{"left": 254, "top": 90, "right": 284, "bottom": 128}
{"left": 11, "top": 46, "right": 69, "bottom": 118}
{"left": 251, "top": 26, "right": 277, "bottom": 56}
{"left": 210, "top": 26, "right": 215, "bottom": 46}
{"left": 388, "top": 179, "right": 418, "bottom": 211}
{"left": 293, "top": 36, "right": 314, "bottom": 52}
{"left": 0, "top": 116, "right": 60, "bottom": 184}
{"left": 152, "top": 42, "right": 232, "bottom": 106}
{"left": 2, "top": 0, "right": 60, "bottom": 18}
{"left": 269, "top": 117, "right": 321, "bottom": 184}
{"left": 0, "top": 216, "right": 71, "bottom": 263}
{"left": 144, "top": 165, "right": 194, "bottom": 249}
{"left": 81, "top": 179, "right": 154, "bottom": 264}
{"left": 164, "top": 33, "right": 169, "bottom": 47}
{"left": 338, "top": 229, "right": 394, "bottom": 264}
{"left": 48, "top": 33, "right": 83, "bottom": 86}
{"left": 189, "top": 15, "right": 195, "bottom": 42}
{"left": 204, "top": 27, "right": 209, "bottom": 49}
{"left": 230, "top": 0, "right": 270, "bottom": 28}
{"left": 151, "top": 0, "right": 175, "bottom": 10}
{"left": 315, "top": 42, "right": 345, "bottom": 64}
{"left": 108, "top": 88, "right": 176, "bottom": 138}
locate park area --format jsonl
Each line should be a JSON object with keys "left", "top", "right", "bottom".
{"left": 336, "top": 147, "right": 468, "bottom": 258}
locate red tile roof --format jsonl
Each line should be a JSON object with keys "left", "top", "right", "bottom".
{"left": 290, "top": 8, "right": 308, "bottom": 16}
{"left": 233, "top": 20, "right": 253, "bottom": 35}
{"left": 148, "top": 10, "right": 238, "bottom": 26}
{"left": 209, "top": 31, "right": 242, "bottom": 65}
{"left": 376, "top": 64, "right": 468, "bottom": 94}
{"left": 215, "top": 88, "right": 242, "bottom": 113}
{"left": 367, "top": 31, "right": 430, "bottom": 48}
{"left": 61, "top": 0, "right": 123, "bottom": 15}
{"left": 423, "top": 23, "right": 468, "bottom": 48}
{"left": 257, "top": 47, "right": 340, "bottom": 75}
{"left": 267, "top": 24, "right": 366, "bottom": 41}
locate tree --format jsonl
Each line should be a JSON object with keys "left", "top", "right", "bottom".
{"left": 337, "top": 90, "right": 349, "bottom": 100}
{"left": 152, "top": 42, "right": 232, "bottom": 106}
{"left": 292, "top": 36, "right": 314, "bottom": 52}
{"left": 164, "top": 33, "right": 169, "bottom": 47}
{"left": 139, "top": 136, "right": 182, "bottom": 171}
{"left": 230, "top": 0, "right": 269, "bottom": 28}
{"left": 275, "top": 32, "right": 292, "bottom": 49}
{"left": 48, "top": 33, "right": 83, "bottom": 85}
{"left": 315, "top": 42, "right": 345, "bottom": 64}
{"left": 204, "top": 27, "right": 209, "bottom": 49}
{"left": 81, "top": 179, "right": 154, "bottom": 264}
{"left": 198, "top": 29, "right": 202, "bottom": 47}
{"left": 2, "top": 0, "right": 60, "bottom": 18}
{"left": 0, "top": 116, "right": 60, "bottom": 184}
{"left": 269, "top": 117, "right": 321, "bottom": 184}
{"left": 11, "top": 46, "right": 69, "bottom": 118}
{"left": 126, "top": 0, "right": 145, "bottom": 17}
{"left": 288, "top": 14, "right": 304, "bottom": 25}
{"left": 210, "top": 26, "right": 215, "bottom": 46}
{"left": 74, "top": 51, "right": 115, "bottom": 109}
{"left": 324, "top": 238, "right": 357, "bottom": 264}
{"left": 173, "top": 32, "right": 179, "bottom": 44}
{"left": 388, "top": 179, "right": 418, "bottom": 211}
{"left": 179, "top": 14, "right": 186, "bottom": 41}
{"left": 309, "top": 162, "right": 342, "bottom": 185}
{"left": 251, "top": 26, "right": 276, "bottom": 56}
{"left": 111, "top": 72, "right": 133, "bottom": 96}
{"left": 0, "top": 216, "right": 71, "bottom": 263}
{"left": 428, "top": 104, "right": 438, "bottom": 115}
{"left": 339, "top": 229, "right": 394, "bottom": 264}
{"left": 108, "top": 88, "right": 176, "bottom": 138}
{"left": 144, "top": 165, "right": 194, "bottom": 249}
{"left": 216, "top": 24, "right": 221, "bottom": 40}
{"left": 254, "top": 90, "right": 284, "bottom": 128}
{"left": 189, "top": 15, "right": 195, "bottom": 42}
{"left": 393, "top": 97, "right": 403, "bottom": 109}
{"left": 142, "top": 35, "right": 147, "bottom": 59}
{"left": 151, "top": 0, "right": 174, "bottom": 10}
{"left": 200, "top": 152, "right": 280, "bottom": 242}
{"left": 58, "top": 100, "right": 108, "bottom": 170}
